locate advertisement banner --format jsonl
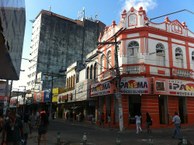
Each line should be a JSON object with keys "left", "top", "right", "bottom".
{"left": 154, "top": 78, "right": 194, "bottom": 96}
{"left": 90, "top": 80, "right": 113, "bottom": 97}
{"left": 120, "top": 77, "right": 151, "bottom": 94}
{"left": 33, "top": 91, "right": 44, "bottom": 103}
{"left": 44, "top": 90, "right": 51, "bottom": 103}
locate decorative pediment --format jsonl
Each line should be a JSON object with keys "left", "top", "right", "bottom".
{"left": 170, "top": 20, "right": 183, "bottom": 34}
{"left": 121, "top": 7, "right": 148, "bottom": 28}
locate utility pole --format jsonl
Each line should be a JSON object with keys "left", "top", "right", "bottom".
{"left": 97, "top": 28, "right": 124, "bottom": 132}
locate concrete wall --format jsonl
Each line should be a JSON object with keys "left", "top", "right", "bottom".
{"left": 32, "top": 10, "right": 105, "bottom": 90}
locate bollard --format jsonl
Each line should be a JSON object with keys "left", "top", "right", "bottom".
{"left": 148, "top": 138, "right": 153, "bottom": 145}
{"left": 82, "top": 132, "right": 87, "bottom": 145}
{"left": 116, "top": 137, "right": 121, "bottom": 145}
{"left": 182, "top": 137, "right": 187, "bottom": 145}
{"left": 57, "top": 132, "right": 61, "bottom": 145}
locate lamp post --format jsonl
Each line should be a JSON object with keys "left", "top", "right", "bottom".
{"left": 97, "top": 28, "right": 124, "bottom": 132}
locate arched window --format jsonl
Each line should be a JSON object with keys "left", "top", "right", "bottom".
{"left": 90, "top": 65, "right": 93, "bottom": 79}
{"left": 127, "top": 41, "right": 139, "bottom": 56}
{"left": 175, "top": 47, "right": 183, "bottom": 68}
{"left": 94, "top": 63, "right": 97, "bottom": 79}
{"left": 73, "top": 75, "right": 75, "bottom": 87}
{"left": 107, "top": 51, "right": 111, "bottom": 69}
{"left": 191, "top": 51, "right": 194, "bottom": 61}
{"left": 66, "top": 78, "right": 69, "bottom": 88}
{"left": 156, "top": 43, "right": 165, "bottom": 66}
{"left": 86, "top": 67, "right": 89, "bottom": 79}
{"left": 100, "top": 54, "right": 105, "bottom": 73}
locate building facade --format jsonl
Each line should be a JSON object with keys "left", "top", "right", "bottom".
{"left": 27, "top": 10, "right": 105, "bottom": 91}
{"left": 0, "top": 0, "right": 26, "bottom": 80}
{"left": 62, "top": 7, "right": 194, "bottom": 129}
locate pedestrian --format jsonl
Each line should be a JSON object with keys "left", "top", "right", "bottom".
{"left": 37, "top": 109, "right": 49, "bottom": 145}
{"left": 135, "top": 113, "right": 142, "bottom": 134}
{"left": 100, "top": 113, "right": 104, "bottom": 127}
{"left": 146, "top": 112, "right": 152, "bottom": 134}
{"left": 1, "top": 108, "right": 24, "bottom": 145}
{"left": 107, "top": 114, "right": 111, "bottom": 127}
{"left": 172, "top": 112, "right": 182, "bottom": 139}
{"left": 23, "top": 112, "right": 31, "bottom": 145}
{"left": 0, "top": 112, "right": 4, "bottom": 133}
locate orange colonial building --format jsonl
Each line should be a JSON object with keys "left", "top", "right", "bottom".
{"left": 90, "top": 7, "right": 194, "bottom": 129}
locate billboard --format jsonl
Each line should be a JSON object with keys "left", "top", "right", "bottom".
{"left": 90, "top": 80, "right": 114, "bottom": 97}
{"left": 120, "top": 77, "right": 151, "bottom": 94}
{"left": 154, "top": 78, "right": 194, "bottom": 96}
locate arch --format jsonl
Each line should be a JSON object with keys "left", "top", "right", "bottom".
{"left": 175, "top": 47, "right": 183, "bottom": 68}
{"left": 100, "top": 54, "right": 105, "bottom": 73}
{"left": 86, "top": 67, "right": 89, "bottom": 79}
{"left": 175, "top": 47, "right": 183, "bottom": 59}
{"left": 94, "top": 63, "right": 97, "bottom": 79}
{"left": 107, "top": 50, "right": 111, "bottom": 69}
{"left": 156, "top": 43, "right": 165, "bottom": 66}
{"left": 90, "top": 65, "right": 93, "bottom": 79}
{"left": 156, "top": 43, "right": 165, "bottom": 56}
{"left": 127, "top": 41, "right": 139, "bottom": 56}
{"left": 192, "top": 51, "right": 194, "bottom": 60}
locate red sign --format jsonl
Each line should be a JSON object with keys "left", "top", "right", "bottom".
{"left": 34, "top": 92, "right": 44, "bottom": 103}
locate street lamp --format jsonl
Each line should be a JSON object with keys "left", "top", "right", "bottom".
{"left": 97, "top": 28, "right": 125, "bottom": 132}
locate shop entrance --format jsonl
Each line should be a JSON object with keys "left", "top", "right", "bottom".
{"left": 179, "top": 97, "right": 187, "bottom": 123}
{"left": 158, "top": 96, "right": 168, "bottom": 124}
{"left": 128, "top": 95, "right": 141, "bottom": 124}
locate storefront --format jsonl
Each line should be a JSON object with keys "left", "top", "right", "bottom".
{"left": 91, "top": 77, "right": 194, "bottom": 128}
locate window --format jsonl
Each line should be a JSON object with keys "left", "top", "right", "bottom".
{"left": 86, "top": 67, "right": 89, "bottom": 79}
{"left": 156, "top": 43, "right": 165, "bottom": 66}
{"left": 107, "top": 51, "right": 111, "bottom": 69}
{"left": 94, "top": 63, "right": 97, "bottom": 79}
{"left": 175, "top": 47, "right": 183, "bottom": 68}
{"left": 127, "top": 41, "right": 139, "bottom": 56}
{"left": 192, "top": 51, "right": 194, "bottom": 61}
{"left": 175, "top": 47, "right": 183, "bottom": 59}
{"left": 90, "top": 65, "right": 93, "bottom": 79}
{"left": 100, "top": 54, "right": 105, "bottom": 73}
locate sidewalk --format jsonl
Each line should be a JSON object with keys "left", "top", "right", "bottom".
{"left": 27, "top": 118, "right": 194, "bottom": 145}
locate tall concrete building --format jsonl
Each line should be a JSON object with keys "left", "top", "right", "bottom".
{"left": 0, "top": 0, "right": 26, "bottom": 80}
{"left": 27, "top": 10, "right": 105, "bottom": 91}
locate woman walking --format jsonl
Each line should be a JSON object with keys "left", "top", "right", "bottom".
{"left": 37, "top": 110, "right": 49, "bottom": 145}
{"left": 135, "top": 113, "right": 142, "bottom": 134}
{"left": 146, "top": 112, "right": 152, "bottom": 134}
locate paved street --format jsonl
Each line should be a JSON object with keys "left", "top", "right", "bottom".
{"left": 27, "top": 119, "right": 194, "bottom": 145}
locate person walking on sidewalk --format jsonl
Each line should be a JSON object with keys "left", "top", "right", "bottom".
{"left": 23, "top": 112, "right": 31, "bottom": 145}
{"left": 146, "top": 112, "right": 152, "bottom": 134}
{"left": 172, "top": 112, "right": 182, "bottom": 139}
{"left": 135, "top": 113, "right": 142, "bottom": 134}
{"left": 37, "top": 109, "right": 49, "bottom": 145}
{"left": 1, "top": 109, "right": 24, "bottom": 145}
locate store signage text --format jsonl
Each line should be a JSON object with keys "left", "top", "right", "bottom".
{"left": 91, "top": 81, "right": 112, "bottom": 97}
{"left": 120, "top": 80, "right": 148, "bottom": 89}
{"left": 120, "top": 78, "right": 150, "bottom": 94}
{"left": 155, "top": 79, "right": 194, "bottom": 96}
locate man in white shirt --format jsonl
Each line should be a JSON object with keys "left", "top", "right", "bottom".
{"left": 172, "top": 112, "right": 182, "bottom": 139}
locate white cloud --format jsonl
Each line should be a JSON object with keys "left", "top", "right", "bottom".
{"left": 122, "top": 0, "right": 157, "bottom": 12}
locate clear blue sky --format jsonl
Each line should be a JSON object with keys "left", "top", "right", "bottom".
{"left": 13, "top": 0, "right": 194, "bottom": 89}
